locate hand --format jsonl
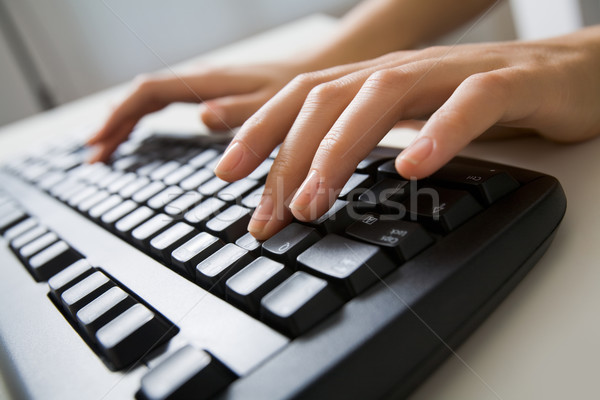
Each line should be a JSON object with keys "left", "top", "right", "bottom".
{"left": 86, "top": 61, "right": 308, "bottom": 162}
{"left": 213, "top": 26, "right": 600, "bottom": 240}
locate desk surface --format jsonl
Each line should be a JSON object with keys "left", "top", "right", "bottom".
{"left": 1, "top": 14, "right": 599, "bottom": 400}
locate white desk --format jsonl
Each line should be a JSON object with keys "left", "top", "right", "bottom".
{"left": 1, "top": 14, "right": 599, "bottom": 400}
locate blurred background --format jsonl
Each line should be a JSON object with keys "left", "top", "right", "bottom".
{"left": 1, "top": 0, "right": 598, "bottom": 128}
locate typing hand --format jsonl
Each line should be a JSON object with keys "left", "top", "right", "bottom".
{"left": 213, "top": 27, "right": 600, "bottom": 240}
{"left": 87, "top": 61, "right": 308, "bottom": 163}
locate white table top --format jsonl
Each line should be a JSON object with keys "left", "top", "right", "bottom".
{"left": 1, "top": 13, "right": 599, "bottom": 400}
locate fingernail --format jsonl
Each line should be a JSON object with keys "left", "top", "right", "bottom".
{"left": 399, "top": 136, "right": 433, "bottom": 165}
{"left": 290, "top": 170, "right": 323, "bottom": 211}
{"left": 248, "top": 195, "right": 274, "bottom": 234}
{"left": 214, "top": 141, "right": 245, "bottom": 175}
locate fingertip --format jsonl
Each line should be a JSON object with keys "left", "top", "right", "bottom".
{"left": 395, "top": 136, "right": 435, "bottom": 179}
{"left": 199, "top": 103, "right": 229, "bottom": 131}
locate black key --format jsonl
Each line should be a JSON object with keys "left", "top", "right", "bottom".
{"left": 346, "top": 214, "right": 433, "bottom": 262}
{"left": 205, "top": 205, "right": 252, "bottom": 242}
{"left": 171, "top": 232, "right": 223, "bottom": 277}
{"left": 107, "top": 172, "right": 138, "bottom": 194}
{"left": 48, "top": 259, "right": 94, "bottom": 302}
{"left": 19, "top": 231, "right": 59, "bottom": 260}
{"left": 131, "top": 214, "right": 174, "bottom": 249}
{"left": 10, "top": 225, "right": 48, "bottom": 251}
{"left": 261, "top": 223, "right": 321, "bottom": 265}
{"left": 163, "top": 164, "right": 196, "bottom": 186}
{"left": 78, "top": 190, "right": 110, "bottom": 213}
{"left": 184, "top": 197, "right": 226, "bottom": 228}
{"left": 226, "top": 257, "right": 290, "bottom": 315}
{"left": 307, "top": 199, "right": 354, "bottom": 234}
{"left": 235, "top": 232, "right": 263, "bottom": 256}
{"left": 137, "top": 345, "right": 236, "bottom": 400}
{"left": 217, "top": 178, "right": 259, "bottom": 203}
{"left": 95, "top": 303, "right": 175, "bottom": 370}
{"left": 403, "top": 186, "right": 483, "bottom": 233}
{"left": 260, "top": 271, "right": 343, "bottom": 337}
{"left": 430, "top": 163, "right": 520, "bottom": 205}
{"left": 27, "top": 240, "right": 83, "bottom": 282}
{"left": 338, "top": 173, "right": 372, "bottom": 200}
{"left": 67, "top": 185, "right": 99, "bottom": 207}
{"left": 357, "top": 178, "right": 409, "bottom": 214}
{"left": 149, "top": 222, "right": 197, "bottom": 261}
{"left": 136, "top": 160, "right": 164, "bottom": 176}
{"left": 60, "top": 271, "right": 115, "bottom": 315}
{"left": 97, "top": 170, "right": 125, "bottom": 190}
{"left": 356, "top": 153, "right": 393, "bottom": 174}
{"left": 150, "top": 161, "right": 181, "bottom": 181}
{"left": 118, "top": 176, "right": 151, "bottom": 199}
{"left": 115, "top": 206, "right": 154, "bottom": 237}
{"left": 297, "top": 234, "right": 395, "bottom": 296}
{"left": 195, "top": 244, "right": 254, "bottom": 296}
{"left": 376, "top": 159, "right": 402, "bottom": 180}
{"left": 76, "top": 286, "right": 137, "bottom": 337}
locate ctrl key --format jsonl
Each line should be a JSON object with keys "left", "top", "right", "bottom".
{"left": 137, "top": 345, "right": 236, "bottom": 400}
{"left": 96, "top": 304, "right": 175, "bottom": 370}
{"left": 261, "top": 271, "right": 343, "bottom": 337}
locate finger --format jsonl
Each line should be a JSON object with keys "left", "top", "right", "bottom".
{"left": 199, "top": 90, "right": 273, "bottom": 131}
{"left": 214, "top": 57, "right": 398, "bottom": 182}
{"left": 288, "top": 59, "right": 465, "bottom": 222}
{"left": 87, "top": 70, "right": 265, "bottom": 153}
{"left": 247, "top": 71, "right": 370, "bottom": 239}
{"left": 395, "top": 69, "right": 531, "bottom": 179}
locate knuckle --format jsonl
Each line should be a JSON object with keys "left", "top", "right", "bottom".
{"left": 131, "top": 74, "right": 156, "bottom": 92}
{"left": 306, "top": 81, "right": 343, "bottom": 105}
{"left": 363, "top": 69, "right": 400, "bottom": 93}
{"left": 464, "top": 72, "right": 511, "bottom": 102}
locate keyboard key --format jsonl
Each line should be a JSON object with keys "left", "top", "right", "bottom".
{"left": 95, "top": 303, "right": 174, "bottom": 370}
{"left": 357, "top": 178, "right": 409, "bottom": 213}
{"left": 101, "top": 200, "right": 138, "bottom": 226}
{"left": 97, "top": 170, "right": 124, "bottom": 190}
{"left": 403, "top": 186, "right": 483, "bottom": 233}
{"left": 3, "top": 217, "right": 37, "bottom": 240}
{"left": 147, "top": 186, "right": 184, "bottom": 210}
{"left": 198, "top": 177, "right": 229, "bottom": 197}
{"left": 188, "top": 149, "right": 219, "bottom": 168}
{"left": 338, "top": 173, "right": 372, "bottom": 200}
{"left": 235, "top": 232, "right": 263, "bottom": 256}
{"left": 131, "top": 214, "right": 174, "bottom": 248}
{"left": 184, "top": 197, "right": 226, "bottom": 228}
{"left": 61, "top": 271, "right": 114, "bottom": 315}
{"left": 171, "top": 232, "right": 223, "bottom": 277}
{"left": 27, "top": 240, "right": 83, "bottom": 281}
{"left": 150, "top": 161, "right": 181, "bottom": 181}
{"left": 297, "top": 234, "right": 395, "bottom": 296}
{"left": 136, "top": 160, "right": 164, "bottom": 176}
{"left": 226, "top": 257, "right": 290, "bottom": 315}
{"left": 346, "top": 214, "right": 433, "bottom": 262}
{"left": 261, "top": 223, "right": 321, "bottom": 265}
{"left": 115, "top": 206, "right": 154, "bottom": 236}
{"left": 307, "top": 199, "right": 354, "bottom": 234}
{"left": 195, "top": 244, "right": 254, "bottom": 296}
{"left": 19, "top": 231, "right": 59, "bottom": 259}
{"left": 0, "top": 208, "right": 27, "bottom": 234}
{"left": 247, "top": 159, "right": 273, "bottom": 181}
{"left": 429, "top": 163, "right": 519, "bottom": 205}
{"left": 67, "top": 185, "right": 99, "bottom": 207}
{"left": 217, "top": 178, "right": 259, "bottom": 203}
{"left": 179, "top": 169, "right": 213, "bottom": 191}
{"left": 164, "top": 191, "right": 203, "bottom": 217}
{"left": 48, "top": 259, "right": 94, "bottom": 301}
{"left": 205, "top": 205, "right": 252, "bottom": 242}
{"left": 376, "top": 159, "right": 402, "bottom": 180}
{"left": 163, "top": 164, "right": 196, "bottom": 186}
{"left": 118, "top": 176, "right": 150, "bottom": 198}
{"left": 241, "top": 185, "right": 264, "bottom": 209}
{"left": 138, "top": 345, "right": 236, "bottom": 400}
{"left": 260, "top": 271, "right": 343, "bottom": 337}
{"left": 107, "top": 172, "right": 138, "bottom": 194}
{"left": 89, "top": 194, "right": 123, "bottom": 219}
{"left": 132, "top": 181, "right": 167, "bottom": 203}
{"left": 78, "top": 190, "right": 110, "bottom": 213}
{"left": 356, "top": 153, "right": 392, "bottom": 174}
{"left": 76, "top": 286, "right": 137, "bottom": 337}
{"left": 10, "top": 225, "right": 47, "bottom": 250}
{"left": 149, "top": 222, "right": 197, "bottom": 260}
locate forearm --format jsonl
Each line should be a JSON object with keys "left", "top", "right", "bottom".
{"left": 301, "top": 0, "right": 499, "bottom": 69}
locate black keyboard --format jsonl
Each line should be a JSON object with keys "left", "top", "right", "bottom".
{"left": 0, "top": 132, "right": 566, "bottom": 399}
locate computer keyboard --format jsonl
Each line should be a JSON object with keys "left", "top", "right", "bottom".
{"left": 0, "top": 131, "right": 566, "bottom": 399}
